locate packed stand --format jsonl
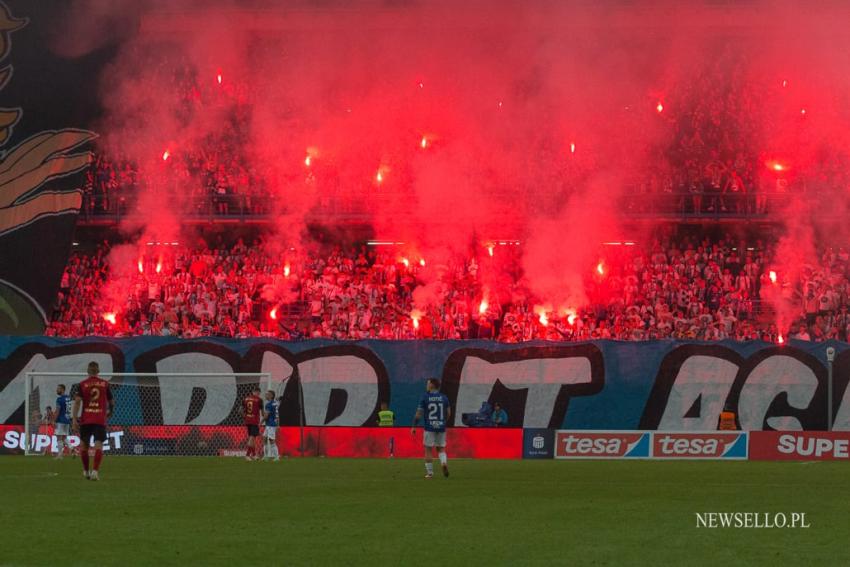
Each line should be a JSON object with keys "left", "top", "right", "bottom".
{"left": 46, "top": 236, "right": 850, "bottom": 342}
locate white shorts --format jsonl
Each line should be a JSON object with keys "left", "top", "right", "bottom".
{"left": 263, "top": 426, "right": 276, "bottom": 440}
{"left": 54, "top": 423, "right": 70, "bottom": 436}
{"left": 423, "top": 431, "right": 446, "bottom": 448}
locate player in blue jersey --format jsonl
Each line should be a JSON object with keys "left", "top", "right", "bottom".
{"left": 411, "top": 378, "right": 452, "bottom": 479}
{"left": 52, "top": 384, "right": 72, "bottom": 459}
{"left": 262, "top": 390, "right": 280, "bottom": 461}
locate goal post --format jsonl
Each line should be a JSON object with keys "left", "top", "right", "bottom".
{"left": 23, "top": 372, "right": 282, "bottom": 457}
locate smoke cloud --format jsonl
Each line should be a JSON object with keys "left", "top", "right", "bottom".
{"left": 52, "top": 0, "right": 850, "bottom": 326}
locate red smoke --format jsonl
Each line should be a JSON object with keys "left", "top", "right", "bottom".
{"left": 52, "top": 1, "right": 850, "bottom": 328}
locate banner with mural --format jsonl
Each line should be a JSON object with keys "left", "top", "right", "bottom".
{"left": 0, "top": 2, "right": 96, "bottom": 335}
{"left": 1, "top": 337, "right": 848, "bottom": 430}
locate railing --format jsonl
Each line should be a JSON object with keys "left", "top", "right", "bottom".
{"left": 77, "top": 190, "right": 831, "bottom": 225}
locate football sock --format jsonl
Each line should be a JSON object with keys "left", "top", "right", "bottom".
{"left": 94, "top": 449, "right": 103, "bottom": 471}
{"left": 439, "top": 452, "right": 447, "bottom": 466}
{"left": 425, "top": 462, "right": 434, "bottom": 475}
{"left": 81, "top": 449, "right": 90, "bottom": 472}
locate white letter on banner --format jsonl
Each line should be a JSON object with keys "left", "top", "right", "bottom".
{"left": 831, "top": 375, "right": 850, "bottom": 431}
{"left": 260, "top": 351, "right": 294, "bottom": 395}
{"left": 453, "top": 356, "right": 592, "bottom": 428}
{"left": 156, "top": 354, "right": 236, "bottom": 425}
{"left": 297, "top": 356, "right": 379, "bottom": 426}
{"left": 657, "top": 356, "right": 739, "bottom": 430}
{"left": 0, "top": 353, "right": 114, "bottom": 423}
{"left": 738, "top": 355, "right": 817, "bottom": 431}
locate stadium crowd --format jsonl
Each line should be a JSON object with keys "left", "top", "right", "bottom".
{"left": 46, "top": 236, "right": 850, "bottom": 343}
{"left": 77, "top": 50, "right": 850, "bottom": 221}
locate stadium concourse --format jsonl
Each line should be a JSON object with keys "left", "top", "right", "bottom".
{"left": 48, "top": 234, "right": 850, "bottom": 342}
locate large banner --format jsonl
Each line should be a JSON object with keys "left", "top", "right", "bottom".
{"left": 0, "top": 2, "right": 96, "bottom": 334}
{"left": 1, "top": 337, "right": 849, "bottom": 431}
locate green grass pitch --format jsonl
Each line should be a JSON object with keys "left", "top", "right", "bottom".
{"left": 2, "top": 457, "right": 848, "bottom": 566}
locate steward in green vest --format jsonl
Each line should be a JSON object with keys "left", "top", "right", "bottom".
{"left": 377, "top": 402, "right": 394, "bottom": 426}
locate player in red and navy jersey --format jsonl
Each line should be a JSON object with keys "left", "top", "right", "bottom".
{"left": 71, "top": 362, "right": 114, "bottom": 481}
{"left": 242, "top": 387, "right": 263, "bottom": 461}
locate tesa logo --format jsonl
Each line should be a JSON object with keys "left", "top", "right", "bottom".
{"left": 556, "top": 432, "right": 647, "bottom": 458}
{"left": 652, "top": 433, "right": 743, "bottom": 458}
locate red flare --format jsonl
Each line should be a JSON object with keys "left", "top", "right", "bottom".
{"left": 778, "top": 334, "right": 785, "bottom": 345}
{"left": 570, "top": 142, "right": 576, "bottom": 154}
{"left": 137, "top": 260, "right": 144, "bottom": 274}
{"left": 419, "top": 258, "right": 425, "bottom": 267}
{"left": 155, "top": 261, "right": 162, "bottom": 274}
{"left": 216, "top": 73, "right": 222, "bottom": 85}
{"left": 402, "top": 257, "right": 410, "bottom": 268}
{"left": 103, "top": 313, "right": 116, "bottom": 325}
{"left": 305, "top": 147, "right": 318, "bottom": 168}
{"left": 270, "top": 307, "right": 278, "bottom": 321}
{"left": 284, "top": 264, "right": 291, "bottom": 278}
{"left": 539, "top": 312, "right": 549, "bottom": 326}
{"left": 596, "top": 262, "right": 605, "bottom": 275}
{"left": 479, "top": 300, "right": 488, "bottom": 315}
{"left": 769, "top": 270, "right": 777, "bottom": 284}
{"left": 656, "top": 101, "right": 664, "bottom": 113}
{"left": 487, "top": 245, "right": 494, "bottom": 257}
{"left": 420, "top": 136, "right": 428, "bottom": 149}
{"left": 162, "top": 150, "right": 170, "bottom": 161}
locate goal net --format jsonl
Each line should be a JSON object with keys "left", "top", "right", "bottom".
{"left": 23, "top": 372, "right": 280, "bottom": 457}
